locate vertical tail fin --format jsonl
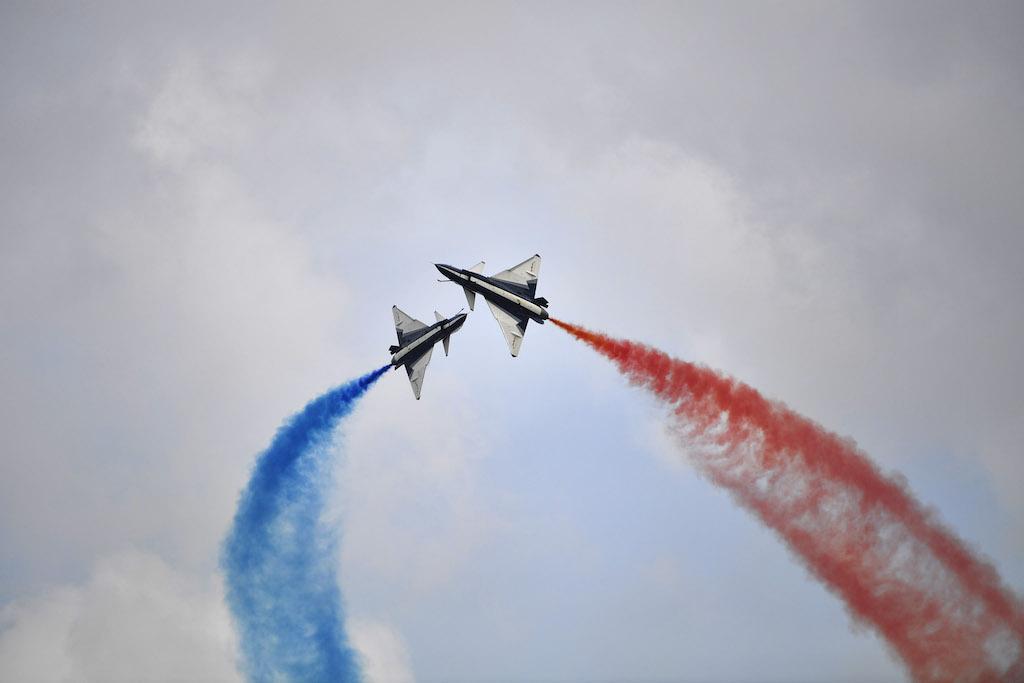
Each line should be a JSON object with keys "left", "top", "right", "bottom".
{"left": 464, "top": 288, "right": 476, "bottom": 310}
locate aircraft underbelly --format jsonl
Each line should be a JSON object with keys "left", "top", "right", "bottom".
{"left": 466, "top": 280, "right": 538, "bottom": 319}
{"left": 394, "top": 329, "right": 441, "bottom": 365}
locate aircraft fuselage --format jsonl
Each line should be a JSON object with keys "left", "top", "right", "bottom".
{"left": 390, "top": 313, "right": 466, "bottom": 367}
{"left": 435, "top": 265, "right": 549, "bottom": 323}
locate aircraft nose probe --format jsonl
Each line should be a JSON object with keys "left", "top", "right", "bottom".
{"left": 435, "top": 263, "right": 458, "bottom": 282}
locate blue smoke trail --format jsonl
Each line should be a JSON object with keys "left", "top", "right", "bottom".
{"left": 221, "top": 365, "right": 389, "bottom": 682}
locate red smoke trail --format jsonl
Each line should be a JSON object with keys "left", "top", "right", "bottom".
{"left": 552, "top": 318, "right": 1024, "bottom": 683}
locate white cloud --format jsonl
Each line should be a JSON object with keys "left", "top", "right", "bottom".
{"left": 349, "top": 619, "right": 414, "bottom": 683}
{"left": 135, "top": 54, "right": 269, "bottom": 170}
{"left": 341, "top": 371, "right": 496, "bottom": 596}
{"left": 0, "top": 551, "right": 418, "bottom": 683}
{"left": 0, "top": 588, "right": 80, "bottom": 682}
{"left": 0, "top": 51, "right": 358, "bottom": 586}
{"left": 0, "top": 551, "right": 239, "bottom": 682}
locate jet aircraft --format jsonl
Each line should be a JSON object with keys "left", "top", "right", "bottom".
{"left": 435, "top": 255, "right": 549, "bottom": 357}
{"left": 389, "top": 306, "right": 467, "bottom": 399}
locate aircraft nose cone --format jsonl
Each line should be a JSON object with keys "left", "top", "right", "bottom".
{"left": 453, "top": 313, "right": 468, "bottom": 327}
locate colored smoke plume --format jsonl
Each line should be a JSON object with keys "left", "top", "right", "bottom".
{"left": 221, "top": 366, "right": 388, "bottom": 683}
{"left": 552, "top": 318, "right": 1024, "bottom": 683}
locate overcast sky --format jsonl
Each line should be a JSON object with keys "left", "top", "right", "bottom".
{"left": 2, "top": 3, "right": 1022, "bottom": 682}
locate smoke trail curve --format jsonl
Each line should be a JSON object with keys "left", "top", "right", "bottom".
{"left": 222, "top": 365, "right": 388, "bottom": 683}
{"left": 552, "top": 318, "right": 1024, "bottom": 683}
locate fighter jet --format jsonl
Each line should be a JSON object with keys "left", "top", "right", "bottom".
{"left": 435, "top": 254, "right": 549, "bottom": 357}
{"left": 389, "top": 306, "right": 467, "bottom": 399}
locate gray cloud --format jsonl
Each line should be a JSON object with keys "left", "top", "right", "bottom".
{"left": 2, "top": 3, "right": 1021, "bottom": 681}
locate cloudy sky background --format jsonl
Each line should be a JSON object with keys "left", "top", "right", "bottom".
{"left": 2, "top": 3, "right": 1022, "bottom": 681}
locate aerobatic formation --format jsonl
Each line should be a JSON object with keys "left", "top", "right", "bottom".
{"left": 224, "top": 252, "right": 1023, "bottom": 683}
{"left": 390, "top": 254, "right": 549, "bottom": 398}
